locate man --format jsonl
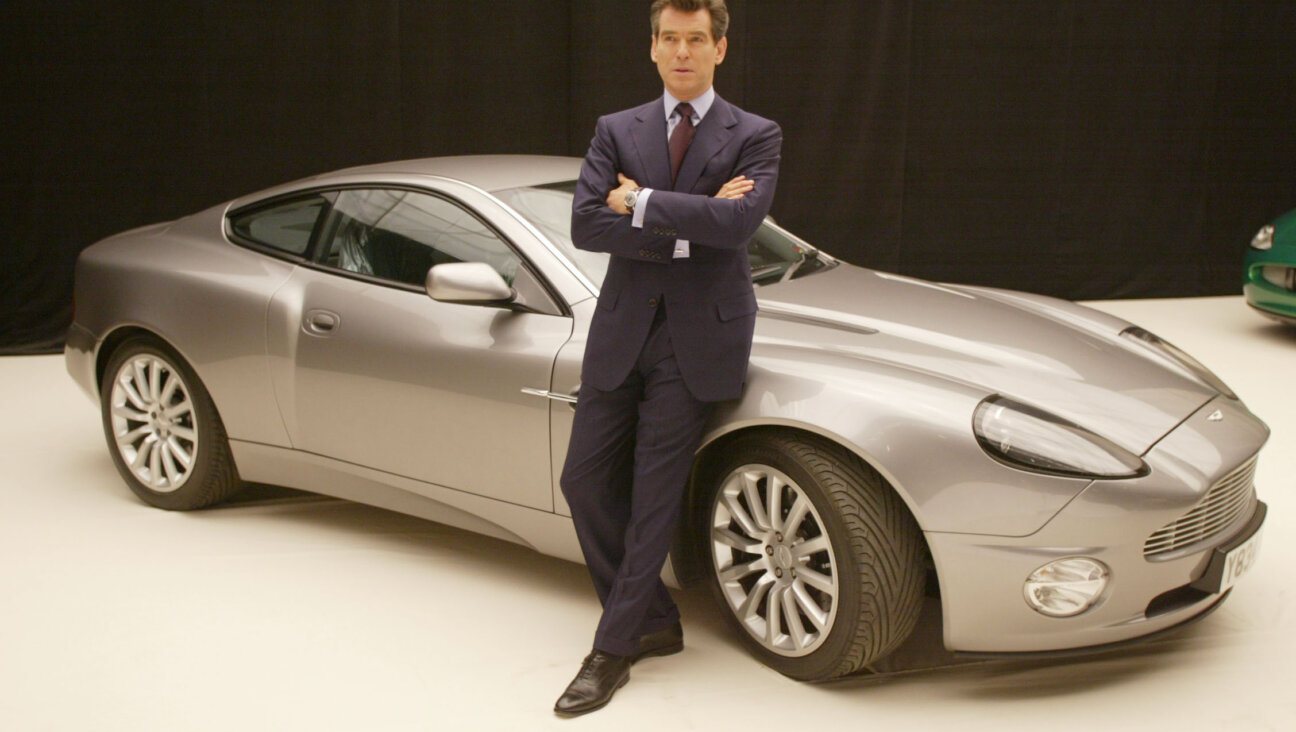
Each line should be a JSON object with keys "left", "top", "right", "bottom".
{"left": 555, "top": 0, "right": 781, "bottom": 716}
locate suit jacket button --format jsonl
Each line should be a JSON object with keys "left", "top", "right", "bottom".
{"left": 648, "top": 298, "right": 658, "bottom": 307}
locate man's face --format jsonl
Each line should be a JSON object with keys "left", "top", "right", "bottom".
{"left": 651, "top": 7, "right": 727, "bottom": 102}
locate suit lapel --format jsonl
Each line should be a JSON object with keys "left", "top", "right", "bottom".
{"left": 674, "top": 95, "right": 738, "bottom": 193}
{"left": 630, "top": 101, "right": 672, "bottom": 190}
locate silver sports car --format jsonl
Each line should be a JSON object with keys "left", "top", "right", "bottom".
{"left": 66, "top": 156, "right": 1268, "bottom": 681}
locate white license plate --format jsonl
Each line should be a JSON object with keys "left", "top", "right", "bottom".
{"left": 1219, "top": 525, "right": 1264, "bottom": 593}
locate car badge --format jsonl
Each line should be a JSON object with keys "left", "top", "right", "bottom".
{"left": 1207, "top": 410, "right": 1224, "bottom": 422}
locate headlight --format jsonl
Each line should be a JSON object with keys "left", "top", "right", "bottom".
{"left": 1250, "top": 224, "right": 1274, "bottom": 251}
{"left": 1024, "top": 558, "right": 1110, "bottom": 617}
{"left": 1120, "top": 326, "right": 1237, "bottom": 399}
{"left": 974, "top": 396, "right": 1148, "bottom": 479}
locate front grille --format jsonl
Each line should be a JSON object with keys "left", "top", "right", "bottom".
{"left": 1143, "top": 455, "right": 1258, "bottom": 558}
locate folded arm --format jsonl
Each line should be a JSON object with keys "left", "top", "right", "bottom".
{"left": 570, "top": 116, "right": 674, "bottom": 263}
{"left": 639, "top": 121, "right": 782, "bottom": 249}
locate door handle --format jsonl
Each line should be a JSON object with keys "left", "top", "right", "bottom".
{"left": 522, "top": 387, "right": 580, "bottom": 410}
{"left": 303, "top": 309, "right": 341, "bottom": 336}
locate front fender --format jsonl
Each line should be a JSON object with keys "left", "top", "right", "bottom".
{"left": 701, "top": 339, "right": 1092, "bottom": 537}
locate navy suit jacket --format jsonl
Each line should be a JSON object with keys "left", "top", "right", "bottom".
{"left": 571, "top": 94, "right": 782, "bottom": 401}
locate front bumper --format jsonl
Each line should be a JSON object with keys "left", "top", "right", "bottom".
{"left": 1244, "top": 247, "right": 1296, "bottom": 322}
{"left": 928, "top": 395, "right": 1269, "bottom": 654}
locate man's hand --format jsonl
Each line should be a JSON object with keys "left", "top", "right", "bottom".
{"left": 714, "top": 175, "right": 754, "bottom": 200}
{"left": 606, "top": 173, "right": 640, "bottom": 215}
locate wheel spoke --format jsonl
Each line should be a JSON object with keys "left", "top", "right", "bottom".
{"left": 721, "top": 490, "right": 762, "bottom": 538}
{"left": 112, "top": 403, "right": 149, "bottom": 423}
{"left": 796, "top": 566, "right": 836, "bottom": 596}
{"left": 160, "top": 442, "right": 182, "bottom": 485}
{"left": 766, "top": 583, "right": 786, "bottom": 646}
{"left": 119, "top": 378, "right": 148, "bottom": 411}
{"left": 117, "top": 424, "right": 152, "bottom": 445}
{"left": 166, "top": 436, "right": 193, "bottom": 468}
{"left": 783, "top": 495, "right": 810, "bottom": 537}
{"left": 163, "top": 399, "right": 192, "bottom": 421}
{"left": 130, "top": 436, "right": 154, "bottom": 471}
{"left": 792, "top": 581, "right": 830, "bottom": 630}
{"left": 735, "top": 575, "right": 774, "bottom": 622}
{"left": 158, "top": 369, "right": 180, "bottom": 404}
{"left": 766, "top": 474, "right": 785, "bottom": 532}
{"left": 741, "top": 471, "right": 771, "bottom": 532}
{"left": 783, "top": 585, "right": 812, "bottom": 647}
{"left": 147, "top": 359, "right": 163, "bottom": 402}
{"left": 147, "top": 441, "right": 164, "bottom": 487}
{"left": 719, "top": 558, "right": 766, "bottom": 583}
{"left": 713, "top": 526, "right": 762, "bottom": 553}
{"left": 792, "top": 535, "right": 830, "bottom": 559}
{"left": 169, "top": 425, "right": 197, "bottom": 443}
{"left": 130, "top": 360, "right": 150, "bottom": 402}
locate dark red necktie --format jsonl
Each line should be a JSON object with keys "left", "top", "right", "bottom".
{"left": 669, "top": 102, "right": 695, "bottom": 185}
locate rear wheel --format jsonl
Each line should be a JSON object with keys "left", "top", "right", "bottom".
{"left": 100, "top": 336, "right": 242, "bottom": 510}
{"left": 700, "top": 431, "right": 925, "bottom": 680}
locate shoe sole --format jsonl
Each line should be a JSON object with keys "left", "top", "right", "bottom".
{"left": 553, "top": 673, "right": 630, "bottom": 717}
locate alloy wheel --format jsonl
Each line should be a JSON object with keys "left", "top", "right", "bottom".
{"left": 108, "top": 353, "right": 198, "bottom": 493}
{"left": 710, "top": 464, "right": 840, "bottom": 657}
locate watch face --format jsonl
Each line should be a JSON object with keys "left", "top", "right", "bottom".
{"left": 625, "top": 190, "right": 637, "bottom": 209}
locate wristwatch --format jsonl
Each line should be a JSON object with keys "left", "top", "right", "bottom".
{"left": 624, "top": 187, "right": 642, "bottom": 212}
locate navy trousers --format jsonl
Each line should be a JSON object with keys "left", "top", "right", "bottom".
{"left": 560, "top": 306, "right": 714, "bottom": 657}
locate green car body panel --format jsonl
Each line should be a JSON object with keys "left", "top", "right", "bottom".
{"left": 1245, "top": 207, "right": 1296, "bottom": 324}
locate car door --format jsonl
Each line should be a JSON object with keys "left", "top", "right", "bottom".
{"left": 265, "top": 186, "right": 572, "bottom": 511}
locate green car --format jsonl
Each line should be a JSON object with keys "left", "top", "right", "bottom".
{"left": 1245, "top": 208, "right": 1296, "bottom": 325}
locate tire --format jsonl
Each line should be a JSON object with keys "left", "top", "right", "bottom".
{"left": 100, "top": 336, "right": 242, "bottom": 510}
{"left": 699, "top": 430, "right": 925, "bottom": 680}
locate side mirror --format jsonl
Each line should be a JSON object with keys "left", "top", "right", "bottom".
{"left": 426, "top": 262, "right": 515, "bottom": 304}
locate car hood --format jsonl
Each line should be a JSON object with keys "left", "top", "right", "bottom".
{"left": 754, "top": 264, "right": 1216, "bottom": 454}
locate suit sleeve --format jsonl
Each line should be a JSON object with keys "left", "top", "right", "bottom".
{"left": 640, "top": 119, "right": 782, "bottom": 250}
{"left": 570, "top": 116, "right": 674, "bottom": 264}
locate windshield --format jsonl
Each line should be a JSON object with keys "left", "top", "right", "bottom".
{"left": 494, "top": 181, "right": 836, "bottom": 290}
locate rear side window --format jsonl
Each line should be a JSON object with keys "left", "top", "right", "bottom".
{"left": 228, "top": 195, "right": 328, "bottom": 255}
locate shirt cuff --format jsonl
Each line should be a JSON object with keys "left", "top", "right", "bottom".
{"left": 630, "top": 188, "right": 652, "bottom": 229}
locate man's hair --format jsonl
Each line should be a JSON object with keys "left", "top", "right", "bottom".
{"left": 650, "top": 0, "right": 729, "bottom": 41}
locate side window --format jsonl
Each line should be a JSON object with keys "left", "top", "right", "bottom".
{"left": 228, "top": 195, "right": 328, "bottom": 256}
{"left": 319, "top": 188, "right": 521, "bottom": 289}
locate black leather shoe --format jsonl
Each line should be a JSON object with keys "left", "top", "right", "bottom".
{"left": 553, "top": 650, "right": 631, "bottom": 716}
{"left": 631, "top": 622, "right": 684, "bottom": 663}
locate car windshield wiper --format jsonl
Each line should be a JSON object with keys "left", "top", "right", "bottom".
{"left": 779, "top": 246, "right": 820, "bottom": 283}
{"left": 750, "top": 263, "right": 786, "bottom": 283}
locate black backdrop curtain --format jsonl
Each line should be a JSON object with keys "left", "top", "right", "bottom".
{"left": 3, "top": 1, "right": 1293, "bottom": 353}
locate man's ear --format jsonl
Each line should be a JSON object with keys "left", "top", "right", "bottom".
{"left": 650, "top": 34, "right": 659, "bottom": 63}
{"left": 715, "top": 36, "right": 728, "bottom": 64}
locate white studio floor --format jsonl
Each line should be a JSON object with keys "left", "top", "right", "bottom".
{"left": 2, "top": 295, "right": 1293, "bottom": 732}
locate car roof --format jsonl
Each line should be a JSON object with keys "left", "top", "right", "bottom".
{"left": 226, "top": 155, "right": 585, "bottom": 211}
{"left": 307, "top": 155, "right": 584, "bottom": 193}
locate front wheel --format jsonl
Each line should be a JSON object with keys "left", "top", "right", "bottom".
{"left": 699, "top": 431, "right": 925, "bottom": 680}
{"left": 100, "top": 336, "right": 242, "bottom": 510}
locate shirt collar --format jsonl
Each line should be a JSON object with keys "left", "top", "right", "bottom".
{"left": 663, "top": 86, "right": 715, "bottom": 122}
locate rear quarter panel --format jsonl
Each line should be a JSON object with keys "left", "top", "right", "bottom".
{"left": 72, "top": 203, "right": 296, "bottom": 447}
